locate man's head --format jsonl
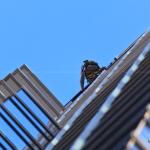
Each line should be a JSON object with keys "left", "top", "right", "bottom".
{"left": 83, "top": 60, "right": 97, "bottom": 65}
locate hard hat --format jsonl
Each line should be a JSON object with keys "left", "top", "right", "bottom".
{"left": 83, "top": 60, "right": 89, "bottom": 63}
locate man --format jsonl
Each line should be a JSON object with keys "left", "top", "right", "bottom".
{"left": 80, "top": 60, "right": 106, "bottom": 90}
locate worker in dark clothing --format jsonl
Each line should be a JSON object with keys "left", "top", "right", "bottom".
{"left": 80, "top": 60, "right": 106, "bottom": 90}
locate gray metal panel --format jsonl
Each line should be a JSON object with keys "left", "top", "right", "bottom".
{"left": 0, "top": 82, "right": 7, "bottom": 103}
{"left": 20, "top": 64, "right": 64, "bottom": 114}
{"left": 0, "top": 82, "right": 10, "bottom": 100}
{"left": 0, "top": 79, "right": 16, "bottom": 103}
{"left": 4, "top": 74, "right": 21, "bottom": 92}
{"left": 11, "top": 69, "right": 59, "bottom": 119}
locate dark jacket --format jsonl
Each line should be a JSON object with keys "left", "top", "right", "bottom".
{"left": 80, "top": 61, "right": 106, "bottom": 90}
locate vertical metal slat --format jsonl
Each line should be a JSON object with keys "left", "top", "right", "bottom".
{"left": 1, "top": 105, "right": 43, "bottom": 150}
{"left": 22, "top": 88, "right": 60, "bottom": 130}
{"left": 0, "top": 113, "right": 34, "bottom": 150}
{"left": 0, "top": 131, "right": 17, "bottom": 150}
{"left": 9, "top": 97, "right": 52, "bottom": 141}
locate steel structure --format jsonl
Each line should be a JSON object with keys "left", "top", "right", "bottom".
{"left": 1, "top": 30, "right": 150, "bottom": 150}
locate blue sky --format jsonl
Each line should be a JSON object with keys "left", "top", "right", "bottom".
{"left": 0, "top": 0, "right": 150, "bottom": 105}
{"left": 0, "top": 1, "right": 150, "bottom": 149}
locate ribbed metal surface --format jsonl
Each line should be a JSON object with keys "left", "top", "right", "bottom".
{"left": 83, "top": 52, "right": 150, "bottom": 150}
{"left": 52, "top": 51, "right": 150, "bottom": 150}
{"left": 52, "top": 72, "right": 126, "bottom": 150}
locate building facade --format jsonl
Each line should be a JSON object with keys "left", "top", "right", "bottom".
{"left": 1, "top": 30, "right": 150, "bottom": 150}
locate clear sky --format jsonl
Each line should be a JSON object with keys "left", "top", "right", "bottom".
{"left": 0, "top": 1, "right": 150, "bottom": 149}
{"left": 0, "top": 0, "right": 150, "bottom": 105}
